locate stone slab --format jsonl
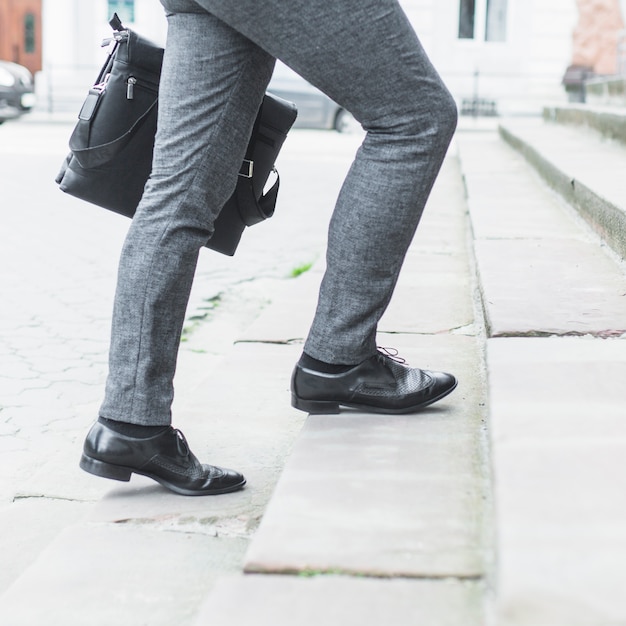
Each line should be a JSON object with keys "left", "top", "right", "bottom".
{"left": 82, "top": 341, "right": 305, "bottom": 537}
{"left": 456, "top": 133, "right": 584, "bottom": 242}
{"left": 474, "top": 238, "right": 626, "bottom": 336}
{"left": 9, "top": 339, "right": 304, "bottom": 521}
{"left": 457, "top": 130, "right": 626, "bottom": 337}
{"left": 381, "top": 153, "right": 476, "bottom": 334}
{"left": 543, "top": 104, "right": 626, "bottom": 145}
{"left": 236, "top": 267, "right": 321, "bottom": 343}
{"left": 498, "top": 118, "right": 626, "bottom": 260}
{"left": 0, "top": 499, "right": 92, "bottom": 594}
{"left": 194, "top": 575, "right": 485, "bottom": 626}
{"left": 241, "top": 151, "right": 477, "bottom": 342}
{"left": 244, "top": 334, "right": 488, "bottom": 579}
{"left": 0, "top": 523, "right": 247, "bottom": 626}
{"left": 501, "top": 118, "right": 626, "bottom": 207}
{"left": 9, "top": 438, "right": 116, "bottom": 503}
{"left": 381, "top": 247, "right": 475, "bottom": 334}
{"left": 487, "top": 337, "right": 626, "bottom": 625}
{"left": 488, "top": 336, "right": 626, "bottom": 439}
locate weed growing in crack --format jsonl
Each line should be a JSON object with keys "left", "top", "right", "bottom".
{"left": 180, "top": 295, "right": 222, "bottom": 342}
{"left": 290, "top": 262, "right": 313, "bottom": 278}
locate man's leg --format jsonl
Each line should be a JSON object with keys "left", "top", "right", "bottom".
{"left": 99, "top": 7, "right": 274, "bottom": 425}
{"left": 80, "top": 6, "right": 275, "bottom": 494}
{"left": 197, "top": 0, "right": 459, "bottom": 412}
{"left": 196, "top": 0, "right": 457, "bottom": 364}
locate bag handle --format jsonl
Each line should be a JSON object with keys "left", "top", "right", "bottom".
{"left": 109, "top": 12, "right": 124, "bottom": 32}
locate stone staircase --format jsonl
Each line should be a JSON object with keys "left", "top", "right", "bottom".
{"left": 458, "top": 110, "right": 626, "bottom": 625}
{"left": 2, "top": 110, "right": 626, "bottom": 625}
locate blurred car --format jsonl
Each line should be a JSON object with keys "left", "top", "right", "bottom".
{"left": 268, "top": 62, "right": 358, "bottom": 132}
{"left": 0, "top": 60, "right": 36, "bottom": 124}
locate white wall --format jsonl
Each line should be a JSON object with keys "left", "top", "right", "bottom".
{"left": 39, "top": 0, "right": 576, "bottom": 116}
{"left": 131, "top": 0, "right": 168, "bottom": 45}
{"left": 400, "top": 0, "right": 578, "bottom": 115}
{"left": 38, "top": 0, "right": 167, "bottom": 112}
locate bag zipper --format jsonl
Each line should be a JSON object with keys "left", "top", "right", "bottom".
{"left": 126, "top": 76, "right": 159, "bottom": 100}
{"left": 126, "top": 76, "right": 137, "bottom": 99}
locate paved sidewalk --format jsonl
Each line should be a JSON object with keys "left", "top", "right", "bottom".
{"left": 0, "top": 120, "right": 490, "bottom": 624}
{"left": 2, "top": 114, "right": 626, "bottom": 625}
{"left": 0, "top": 123, "right": 360, "bottom": 620}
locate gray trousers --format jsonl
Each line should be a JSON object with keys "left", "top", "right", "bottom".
{"left": 100, "top": 0, "right": 458, "bottom": 425}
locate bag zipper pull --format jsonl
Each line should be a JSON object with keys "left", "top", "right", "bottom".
{"left": 127, "top": 76, "right": 136, "bottom": 100}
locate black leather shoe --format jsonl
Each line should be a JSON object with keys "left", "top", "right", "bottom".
{"left": 291, "top": 350, "right": 457, "bottom": 414}
{"left": 79, "top": 422, "right": 246, "bottom": 496}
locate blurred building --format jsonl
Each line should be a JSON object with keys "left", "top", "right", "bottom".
{"left": 0, "top": 0, "right": 42, "bottom": 75}
{"left": 36, "top": 0, "right": 167, "bottom": 113}
{"left": 4, "top": 0, "right": 625, "bottom": 115}
{"left": 405, "top": 0, "right": 579, "bottom": 115}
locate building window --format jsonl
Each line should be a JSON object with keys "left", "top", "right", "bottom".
{"left": 108, "top": 0, "right": 135, "bottom": 23}
{"left": 458, "top": 0, "right": 476, "bottom": 39}
{"left": 485, "top": 0, "right": 508, "bottom": 42}
{"left": 458, "top": 0, "right": 508, "bottom": 42}
{"left": 24, "top": 13, "right": 36, "bottom": 54}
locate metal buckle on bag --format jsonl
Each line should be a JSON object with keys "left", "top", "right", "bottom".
{"left": 238, "top": 159, "right": 254, "bottom": 178}
{"left": 113, "top": 30, "right": 130, "bottom": 43}
{"left": 92, "top": 72, "right": 111, "bottom": 94}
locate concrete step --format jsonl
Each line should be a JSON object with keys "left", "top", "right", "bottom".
{"left": 0, "top": 126, "right": 367, "bottom": 622}
{"left": 243, "top": 336, "right": 487, "bottom": 580}
{"left": 488, "top": 336, "right": 626, "bottom": 626}
{"left": 0, "top": 341, "right": 306, "bottom": 625}
{"left": 7, "top": 117, "right": 626, "bottom": 626}
{"left": 458, "top": 127, "right": 626, "bottom": 625}
{"left": 235, "top": 153, "right": 491, "bottom": 588}
{"left": 543, "top": 103, "right": 626, "bottom": 145}
{"left": 193, "top": 575, "right": 485, "bottom": 626}
{"left": 0, "top": 267, "right": 312, "bottom": 622}
{"left": 0, "top": 523, "right": 248, "bottom": 626}
{"left": 499, "top": 115, "right": 626, "bottom": 260}
{"left": 457, "top": 129, "right": 626, "bottom": 338}
{"left": 0, "top": 146, "right": 491, "bottom": 623}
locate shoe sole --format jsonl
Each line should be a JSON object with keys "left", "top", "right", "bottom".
{"left": 291, "top": 379, "right": 458, "bottom": 415}
{"left": 79, "top": 455, "right": 246, "bottom": 496}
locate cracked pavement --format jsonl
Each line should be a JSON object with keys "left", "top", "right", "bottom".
{"left": 0, "top": 118, "right": 356, "bottom": 503}
{"left": 0, "top": 117, "right": 362, "bottom": 600}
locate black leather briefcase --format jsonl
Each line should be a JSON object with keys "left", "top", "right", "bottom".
{"left": 56, "top": 13, "right": 297, "bottom": 256}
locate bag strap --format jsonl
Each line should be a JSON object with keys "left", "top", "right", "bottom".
{"left": 235, "top": 169, "right": 280, "bottom": 226}
{"left": 234, "top": 99, "right": 280, "bottom": 226}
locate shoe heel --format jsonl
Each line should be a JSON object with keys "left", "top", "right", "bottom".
{"left": 291, "top": 394, "right": 340, "bottom": 415}
{"left": 80, "top": 454, "right": 132, "bottom": 482}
